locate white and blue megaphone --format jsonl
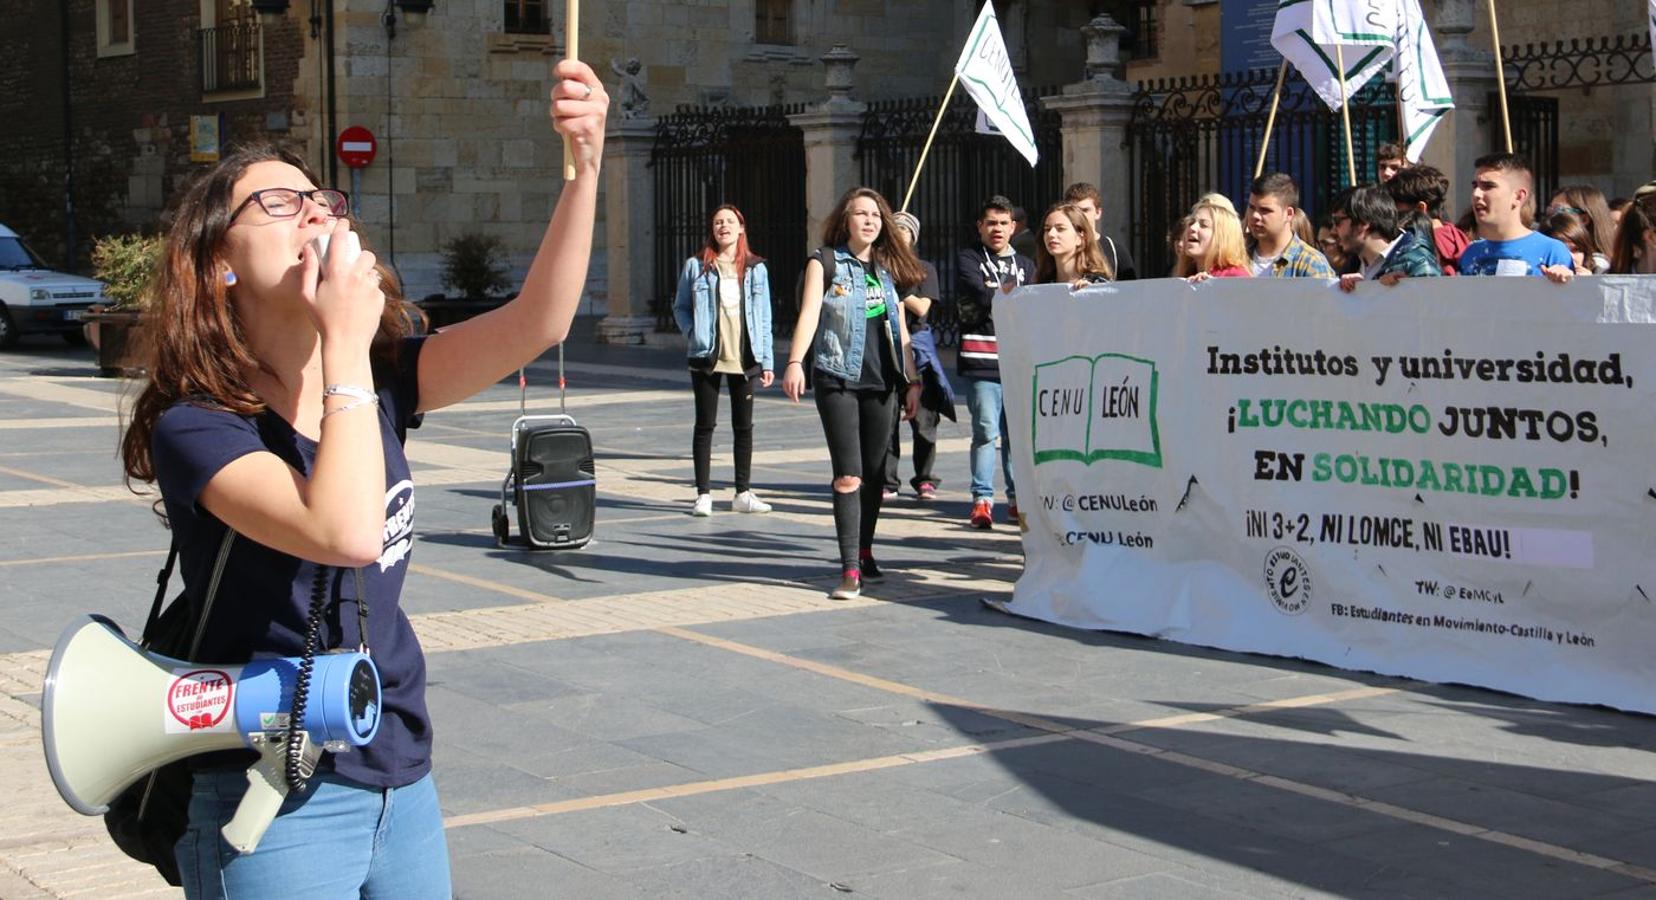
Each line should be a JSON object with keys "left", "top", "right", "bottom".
{"left": 41, "top": 615, "right": 380, "bottom": 853}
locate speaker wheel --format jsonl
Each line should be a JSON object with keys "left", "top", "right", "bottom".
{"left": 491, "top": 505, "right": 509, "bottom": 546}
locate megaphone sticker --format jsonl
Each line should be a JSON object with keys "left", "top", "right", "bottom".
{"left": 165, "top": 669, "right": 235, "bottom": 733}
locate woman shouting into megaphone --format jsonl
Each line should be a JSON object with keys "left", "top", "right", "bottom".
{"left": 117, "top": 61, "right": 607, "bottom": 897}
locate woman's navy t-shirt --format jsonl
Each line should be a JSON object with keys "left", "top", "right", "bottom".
{"left": 150, "top": 337, "right": 429, "bottom": 789}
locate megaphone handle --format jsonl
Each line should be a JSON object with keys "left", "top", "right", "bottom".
{"left": 221, "top": 743, "right": 291, "bottom": 853}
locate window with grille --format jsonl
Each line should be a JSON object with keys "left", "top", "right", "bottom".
{"left": 199, "top": 0, "right": 261, "bottom": 93}
{"left": 505, "top": 0, "right": 551, "bottom": 34}
{"left": 755, "top": 0, "right": 792, "bottom": 46}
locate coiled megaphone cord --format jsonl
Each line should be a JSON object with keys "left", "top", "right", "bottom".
{"left": 285, "top": 564, "right": 329, "bottom": 792}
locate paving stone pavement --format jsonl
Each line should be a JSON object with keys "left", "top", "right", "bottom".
{"left": 3, "top": 322, "right": 1656, "bottom": 899}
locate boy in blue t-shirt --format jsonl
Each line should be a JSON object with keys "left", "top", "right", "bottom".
{"left": 1459, "top": 152, "right": 1575, "bottom": 281}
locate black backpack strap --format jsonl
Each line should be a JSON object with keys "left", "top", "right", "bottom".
{"left": 818, "top": 246, "right": 836, "bottom": 288}
{"left": 140, "top": 540, "right": 181, "bottom": 643}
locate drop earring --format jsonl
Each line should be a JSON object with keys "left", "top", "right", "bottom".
{"left": 224, "top": 271, "right": 238, "bottom": 286}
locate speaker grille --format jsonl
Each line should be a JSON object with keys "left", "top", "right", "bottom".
{"left": 517, "top": 425, "right": 594, "bottom": 547}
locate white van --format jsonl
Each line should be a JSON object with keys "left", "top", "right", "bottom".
{"left": 0, "top": 224, "right": 107, "bottom": 347}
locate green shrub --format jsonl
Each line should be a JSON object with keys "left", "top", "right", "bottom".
{"left": 89, "top": 233, "right": 163, "bottom": 311}
{"left": 439, "top": 233, "right": 511, "bottom": 300}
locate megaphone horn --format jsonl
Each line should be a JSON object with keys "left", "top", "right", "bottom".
{"left": 41, "top": 615, "right": 381, "bottom": 829}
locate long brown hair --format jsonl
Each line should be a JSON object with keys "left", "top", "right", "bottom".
{"left": 696, "top": 203, "right": 764, "bottom": 285}
{"left": 819, "top": 187, "right": 924, "bottom": 289}
{"left": 1034, "top": 203, "right": 1112, "bottom": 283}
{"left": 121, "top": 144, "right": 420, "bottom": 491}
{"left": 1551, "top": 184, "right": 1614, "bottom": 260}
{"left": 1610, "top": 195, "right": 1656, "bottom": 274}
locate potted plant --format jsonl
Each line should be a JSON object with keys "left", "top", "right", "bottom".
{"left": 85, "top": 233, "right": 162, "bottom": 377}
{"left": 419, "top": 233, "right": 512, "bottom": 329}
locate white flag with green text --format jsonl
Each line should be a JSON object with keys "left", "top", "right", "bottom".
{"left": 954, "top": 2, "right": 1038, "bottom": 166}
{"left": 1392, "top": 0, "right": 1454, "bottom": 163}
{"left": 1271, "top": 0, "right": 1398, "bottom": 111}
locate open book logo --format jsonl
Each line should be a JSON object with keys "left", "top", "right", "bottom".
{"left": 1030, "top": 353, "right": 1162, "bottom": 468}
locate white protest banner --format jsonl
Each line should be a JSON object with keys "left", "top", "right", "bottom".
{"left": 1391, "top": 0, "right": 1453, "bottom": 163}
{"left": 997, "top": 277, "right": 1656, "bottom": 714}
{"left": 954, "top": 2, "right": 1038, "bottom": 166}
{"left": 1271, "top": 0, "right": 1397, "bottom": 111}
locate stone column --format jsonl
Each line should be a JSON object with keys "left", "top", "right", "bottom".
{"left": 596, "top": 116, "right": 657, "bottom": 345}
{"left": 1041, "top": 15, "right": 1136, "bottom": 251}
{"left": 788, "top": 46, "right": 866, "bottom": 253}
{"left": 1421, "top": 0, "right": 1498, "bottom": 211}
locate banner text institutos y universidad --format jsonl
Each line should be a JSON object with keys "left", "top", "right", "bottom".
{"left": 996, "top": 276, "right": 1656, "bottom": 712}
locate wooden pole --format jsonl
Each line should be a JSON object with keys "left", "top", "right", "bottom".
{"left": 901, "top": 73, "right": 960, "bottom": 214}
{"left": 1335, "top": 44, "right": 1357, "bottom": 186}
{"left": 562, "top": 0, "right": 580, "bottom": 181}
{"left": 1254, "top": 59, "right": 1289, "bottom": 180}
{"left": 1395, "top": 86, "right": 1407, "bottom": 160}
{"left": 1487, "top": 0, "right": 1512, "bottom": 152}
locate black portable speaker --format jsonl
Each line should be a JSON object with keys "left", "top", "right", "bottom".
{"left": 516, "top": 420, "right": 595, "bottom": 549}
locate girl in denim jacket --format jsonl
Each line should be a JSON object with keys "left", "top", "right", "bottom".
{"left": 673, "top": 204, "right": 775, "bottom": 517}
{"left": 781, "top": 188, "right": 922, "bottom": 599}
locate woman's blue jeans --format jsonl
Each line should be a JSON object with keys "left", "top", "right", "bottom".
{"left": 176, "top": 768, "right": 452, "bottom": 899}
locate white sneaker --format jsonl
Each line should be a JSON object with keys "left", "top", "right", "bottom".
{"left": 692, "top": 493, "right": 713, "bottom": 517}
{"left": 732, "top": 490, "right": 772, "bottom": 513}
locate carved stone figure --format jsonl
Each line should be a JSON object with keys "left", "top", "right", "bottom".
{"left": 609, "top": 57, "right": 650, "bottom": 119}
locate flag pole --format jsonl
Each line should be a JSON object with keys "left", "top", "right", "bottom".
{"left": 1395, "top": 80, "right": 1408, "bottom": 160}
{"left": 1487, "top": 0, "right": 1512, "bottom": 152}
{"left": 1254, "top": 59, "right": 1289, "bottom": 180}
{"left": 561, "top": 0, "right": 580, "bottom": 181}
{"left": 1334, "top": 44, "right": 1357, "bottom": 186}
{"left": 901, "top": 73, "right": 960, "bottom": 214}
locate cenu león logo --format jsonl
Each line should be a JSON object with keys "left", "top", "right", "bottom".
{"left": 1263, "top": 546, "right": 1313, "bottom": 615}
{"left": 1030, "top": 353, "right": 1162, "bottom": 467}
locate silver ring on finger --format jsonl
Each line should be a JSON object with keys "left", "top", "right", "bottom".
{"left": 582, "top": 82, "right": 593, "bottom": 100}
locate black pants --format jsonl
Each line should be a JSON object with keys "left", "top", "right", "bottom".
{"left": 814, "top": 383, "right": 897, "bottom": 571}
{"left": 883, "top": 403, "right": 940, "bottom": 493}
{"left": 691, "top": 369, "right": 754, "bottom": 494}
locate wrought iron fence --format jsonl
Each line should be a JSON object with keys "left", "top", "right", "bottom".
{"left": 857, "top": 87, "right": 1063, "bottom": 347}
{"left": 650, "top": 104, "right": 808, "bottom": 335}
{"left": 1128, "top": 67, "right": 1398, "bottom": 277}
{"left": 198, "top": 21, "right": 261, "bottom": 94}
{"left": 1496, "top": 32, "right": 1653, "bottom": 209}
{"left": 1503, "top": 32, "right": 1656, "bottom": 90}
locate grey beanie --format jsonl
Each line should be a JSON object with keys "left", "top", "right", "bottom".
{"left": 892, "top": 211, "right": 921, "bottom": 244}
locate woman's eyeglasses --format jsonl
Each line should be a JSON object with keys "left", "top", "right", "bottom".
{"left": 230, "top": 188, "right": 350, "bottom": 221}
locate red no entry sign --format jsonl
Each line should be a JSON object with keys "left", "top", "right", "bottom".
{"left": 336, "top": 126, "right": 377, "bottom": 169}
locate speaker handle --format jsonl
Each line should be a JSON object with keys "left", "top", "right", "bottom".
{"left": 222, "top": 732, "right": 321, "bottom": 853}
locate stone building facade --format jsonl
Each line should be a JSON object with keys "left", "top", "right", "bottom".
{"left": 0, "top": 0, "right": 1109, "bottom": 307}
{"left": 2, "top": 0, "right": 1647, "bottom": 312}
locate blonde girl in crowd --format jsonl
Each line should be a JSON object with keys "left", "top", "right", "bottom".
{"left": 1177, "top": 194, "right": 1251, "bottom": 281}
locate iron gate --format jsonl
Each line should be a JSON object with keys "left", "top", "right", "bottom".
{"left": 1128, "top": 67, "right": 1399, "bottom": 277}
{"left": 857, "top": 87, "right": 1063, "bottom": 347}
{"left": 651, "top": 104, "right": 808, "bottom": 334}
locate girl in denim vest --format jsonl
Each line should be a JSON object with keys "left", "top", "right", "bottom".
{"left": 782, "top": 188, "right": 923, "bottom": 599}
{"left": 672, "top": 204, "right": 775, "bottom": 517}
